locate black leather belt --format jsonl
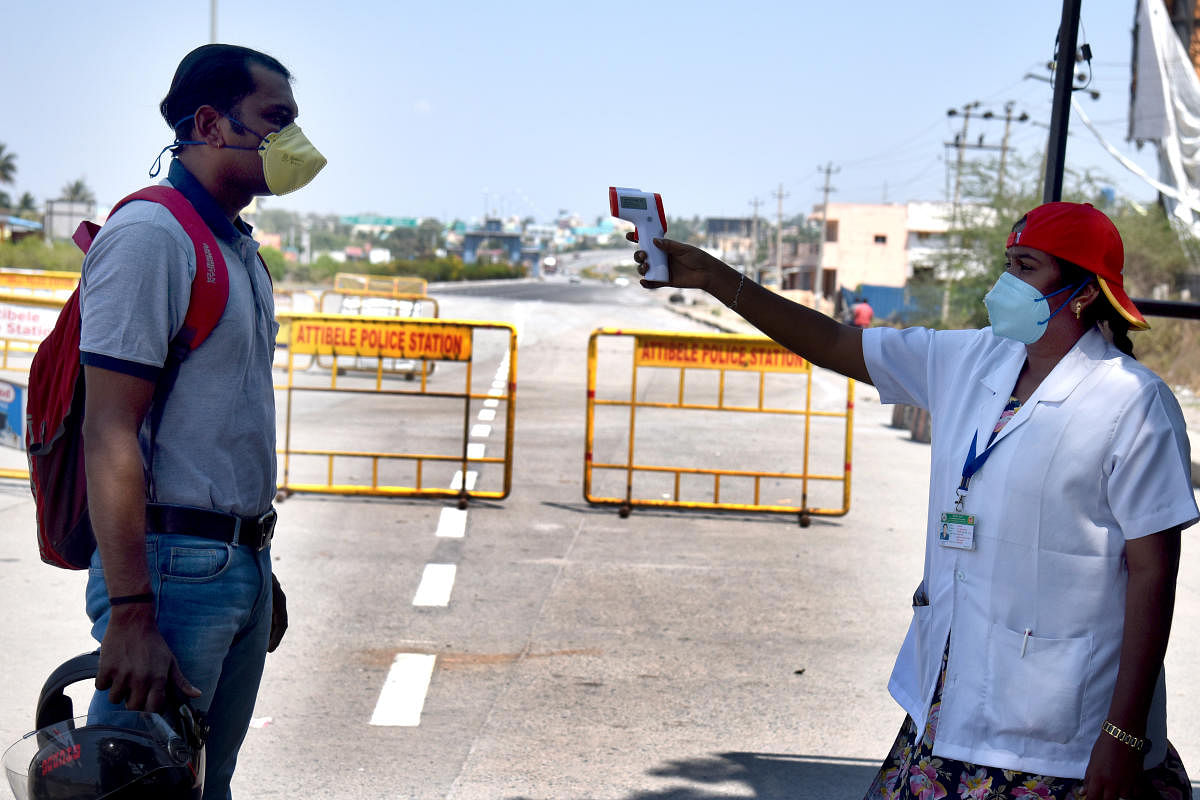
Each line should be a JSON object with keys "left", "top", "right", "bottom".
{"left": 146, "top": 504, "right": 277, "bottom": 551}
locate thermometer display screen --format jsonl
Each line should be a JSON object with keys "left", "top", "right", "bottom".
{"left": 620, "top": 196, "right": 648, "bottom": 210}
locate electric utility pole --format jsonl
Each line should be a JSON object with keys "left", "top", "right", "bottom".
{"left": 996, "top": 101, "right": 1030, "bottom": 196}
{"left": 816, "top": 163, "right": 838, "bottom": 297}
{"left": 947, "top": 101, "right": 980, "bottom": 222}
{"left": 749, "top": 197, "right": 762, "bottom": 282}
{"left": 773, "top": 183, "right": 788, "bottom": 289}
{"left": 210, "top": 0, "right": 217, "bottom": 42}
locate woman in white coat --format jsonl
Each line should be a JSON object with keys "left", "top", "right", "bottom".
{"left": 633, "top": 202, "right": 1198, "bottom": 800}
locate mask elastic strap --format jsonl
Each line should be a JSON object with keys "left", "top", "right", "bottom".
{"left": 149, "top": 141, "right": 202, "bottom": 177}
{"left": 1037, "top": 282, "right": 1088, "bottom": 326}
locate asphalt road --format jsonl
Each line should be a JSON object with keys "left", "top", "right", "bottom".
{"left": 1, "top": 278, "right": 1199, "bottom": 799}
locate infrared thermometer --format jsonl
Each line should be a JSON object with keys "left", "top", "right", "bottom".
{"left": 609, "top": 187, "right": 669, "bottom": 283}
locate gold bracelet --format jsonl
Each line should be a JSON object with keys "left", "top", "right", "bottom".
{"left": 1102, "top": 720, "right": 1150, "bottom": 753}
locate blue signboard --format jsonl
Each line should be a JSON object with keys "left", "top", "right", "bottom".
{"left": 0, "top": 380, "right": 24, "bottom": 450}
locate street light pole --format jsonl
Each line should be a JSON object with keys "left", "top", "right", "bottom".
{"left": 210, "top": 0, "right": 217, "bottom": 43}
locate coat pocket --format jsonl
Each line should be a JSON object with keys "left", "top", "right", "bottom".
{"left": 985, "top": 623, "right": 1091, "bottom": 744}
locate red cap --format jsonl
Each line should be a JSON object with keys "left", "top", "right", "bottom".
{"left": 1005, "top": 202, "right": 1148, "bottom": 330}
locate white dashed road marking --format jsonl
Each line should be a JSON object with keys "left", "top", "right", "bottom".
{"left": 372, "top": 346, "right": 516, "bottom": 726}
{"left": 413, "top": 563, "right": 457, "bottom": 607}
{"left": 450, "top": 470, "right": 478, "bottom": 491}
{"left": 436, "top": 507, "right": 467, "bottom": 538}
{"left": 370, "top": 653, "right": 438, "bottom": 727}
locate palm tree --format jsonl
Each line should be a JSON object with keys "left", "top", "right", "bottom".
{"left": 0, "top": 143, "right": 15, "bottom": 187}
{"left": 60, "top": 178, "right": 95, "bottom": 204}
{"left": 17, "top": 192, "right": 37, "bottom": 214}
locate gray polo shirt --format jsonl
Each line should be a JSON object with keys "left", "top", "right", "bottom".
{"left": 79, "top": 160, "right": 277, "bottom": 517}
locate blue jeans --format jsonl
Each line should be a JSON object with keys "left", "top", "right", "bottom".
{"left": 86, "top": 533, "right": 273, "bottom": 800}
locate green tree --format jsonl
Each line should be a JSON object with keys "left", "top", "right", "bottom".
{"left": 258, "top": 246, "right": 287, "bottom": 283}
{"left": 416, "top": 219, "right": 444, "bottom": 257}
{"left": 0, "top": 143, "right": 16, "bottom": 187}
{"left": 0, "top": 191, "right": 11, "bottom": 210}
{"left": 60, "top": 178, "right": 95, "bottom": 204}
{"left": 919, "top": 150, "right": 1116, "bottom": 329}
{"left": 665, "top": 215, "right": 704, "bottom": 245}
{"left": 16, "top": 192, "right": 38, "bottom": 220}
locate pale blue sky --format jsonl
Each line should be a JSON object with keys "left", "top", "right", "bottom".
{"left": 0, "top": 0, "right": 1162, "bottom": 224}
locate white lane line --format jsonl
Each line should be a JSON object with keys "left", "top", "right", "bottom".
{"left": 467, "top": 443, "right": 486, "bottom": 460}
{"left": 486, "top": 387, "right": 503, "bottom": 397}
{"left": 413, "top": 563, "right": 457, "bottom": 607}
{"left": 450, "top": 470, "right": 478, "bottom": 490}
{"left": 436, "top": 507, "right": 467, "bottom": 538}
{"left": 369, "top": 653, "right": 437, "bottom": 726}
{"left": 478, "top": 408, "right": 496, "bottom": 422}
{"left": 484, "top": 398, "right": 499, "bottom": 408}
{"left": 470, "top": 423, "right": 492, "bottom": 438}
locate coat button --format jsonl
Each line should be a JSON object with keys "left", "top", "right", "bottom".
{"left": 956, "top": 570, "right": 966, "bottom": 582}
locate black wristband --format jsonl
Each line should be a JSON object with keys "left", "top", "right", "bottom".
{"left": 109, "top": 592, "right": 154, "bottom": 606}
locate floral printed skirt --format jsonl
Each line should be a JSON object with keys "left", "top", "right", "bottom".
{"left": 863, "top": 645, "right": 1192, "bottom": 800}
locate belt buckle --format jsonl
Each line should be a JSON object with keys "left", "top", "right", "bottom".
{"left": 255, "top": 509, "right": 277, "bottom": 550}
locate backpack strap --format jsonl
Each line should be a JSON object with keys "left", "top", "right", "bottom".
{"left": 75, "top": 186, "right": 232, "bottom": 503}
{"left": 106, "top": 186, "right": 230, "bottom": 357}
{"left": 74, "top": 186, "right": 229, "bottom": 356}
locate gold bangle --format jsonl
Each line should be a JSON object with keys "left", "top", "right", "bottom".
{"left": 1102, "top": 720, "right": 1150, "bottom": 753}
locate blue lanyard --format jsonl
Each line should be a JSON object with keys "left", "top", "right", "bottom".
{"left": 955, "top": 431, "right": 996, "bottom": 511}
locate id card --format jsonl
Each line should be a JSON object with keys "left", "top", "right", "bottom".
{"left": 939, "top": 512, "right": 976, "bottom": 550}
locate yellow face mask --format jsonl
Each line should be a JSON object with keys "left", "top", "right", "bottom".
{"left": 256, "top": 123, "right": 327, "bottom": 195}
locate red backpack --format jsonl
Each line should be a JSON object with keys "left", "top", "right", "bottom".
{"left": 25, "top": 186, "right": 230, "bottom": 569}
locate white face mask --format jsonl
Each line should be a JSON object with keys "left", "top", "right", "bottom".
{"left": 983, "top": 272, "right": 1084, "bottom": 344}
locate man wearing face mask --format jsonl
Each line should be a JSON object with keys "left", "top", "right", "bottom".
{"left": 632, "top": 202, "right": 1197, "bottom": 799}
{"left": 78, "top": 44, "right": 325, "bottom": 799}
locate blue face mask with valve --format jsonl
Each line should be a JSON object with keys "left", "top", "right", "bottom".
{"left": 983, "top": 271, "right": 1086, "bottom": 344}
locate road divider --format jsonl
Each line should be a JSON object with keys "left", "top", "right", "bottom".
{"left": 584, "top": 328, "right": 854, "bottom": 526}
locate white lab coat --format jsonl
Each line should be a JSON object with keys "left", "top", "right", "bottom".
{"left": 862, "top": 325, "right": 1198, "bottom": 778}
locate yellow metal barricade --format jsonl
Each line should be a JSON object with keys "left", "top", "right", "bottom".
{"left": 333, "top": 273, "right": 428, "bottom": 297}
{"left": 276, "top": 312, "right": 516, "bottom": 505}
{"left": 307, "top": 290, "right": 440, "bottom": 377}
{"left": 0, "top": 377, "right": 28, "bottom": 481}
{"left": 0, "top": 292, "right": 66, "bottom": 372}
{"left": 0, "top": 269, "right": 79, "bottom": 297}
{"left": 584, "top": 328, "right": 854, "bottom": 526}
{"left": 318, "top": 289, "right": 439, "bottom": 319}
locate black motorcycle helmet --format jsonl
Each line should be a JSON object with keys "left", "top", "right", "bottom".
{"left": 2, "top": 651, "right": 207, "bottom": 800}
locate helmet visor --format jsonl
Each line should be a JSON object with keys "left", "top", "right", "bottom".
{"left": 4, "top": 712, "right": 204, "bottom": 800}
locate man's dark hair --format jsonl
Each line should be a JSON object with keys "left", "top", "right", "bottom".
{"left": 160, "top": 44, "right": 291, "bottom": 138}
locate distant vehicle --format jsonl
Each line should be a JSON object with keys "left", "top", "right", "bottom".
{"left": 613, "top": 276, "right": 630, "bottom": 287}
{"left": 568, "top": 274, "right": 582, "bottom": 284}
{"left": 668, "top": 291, "right": 685, "bottom": 303}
